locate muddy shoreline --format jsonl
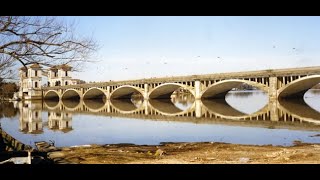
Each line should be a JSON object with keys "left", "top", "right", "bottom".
{"left": 48, "top": 141, "right": 320, "bottom": 164}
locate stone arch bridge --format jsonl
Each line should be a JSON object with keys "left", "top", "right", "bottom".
{"left": 41, "top": 66, "right": 320, "bottom": 101}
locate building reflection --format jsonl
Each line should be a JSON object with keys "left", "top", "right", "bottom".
{"left": 48, "top": 111, "right": 72, "bottom": 133}
{"left": 18, "top": 101, "right": 73, "bottom": 134}
{"left": 13, "top": 92, "right": 320, "bottom": 135}
{"left": 18, "top": 101, "right": 43, "bottom": 134}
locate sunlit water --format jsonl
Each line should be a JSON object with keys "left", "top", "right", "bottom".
{"left": 1, "top": 90, "right": 320, "bottom": 148}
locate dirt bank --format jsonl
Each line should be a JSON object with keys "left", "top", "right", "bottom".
{"left": 50, "top": 141, "right": 320, "bottom": 164}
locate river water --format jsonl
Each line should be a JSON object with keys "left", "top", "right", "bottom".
{"left": 1, "top": 90, "right": 320, "bottom": 148}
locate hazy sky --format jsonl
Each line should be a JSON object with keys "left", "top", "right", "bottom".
{"left": 62, "top": 16, "right": 320, "bottom": 82}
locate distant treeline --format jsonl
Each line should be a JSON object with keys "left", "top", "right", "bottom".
{"left": 234, "top": 84, "right": 256, "bottom": 90}
{"left": 0, "top": 81, "right": 19, "bottom": 100}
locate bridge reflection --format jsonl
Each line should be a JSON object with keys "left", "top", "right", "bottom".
{"left": 15, "top": 92, "right": 320, "bottom": 134}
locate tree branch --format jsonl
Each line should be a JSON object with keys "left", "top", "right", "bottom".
{"left": 0, "top": 16, "right": 98, "bottom": 80}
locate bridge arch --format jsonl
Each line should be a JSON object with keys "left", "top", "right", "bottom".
{"left": 110, "top": 85, "right": 144, "bottom": 99}
{"left": 278, "top": 75, "right": 320, "bottom": 99}
{"left": 149, "top": 83, "right": 195, "bottom": 99}
{"left": 83, "top": 87, "right": 107, "bottom": 100}
{"left": 61, "top": 89, "right": 81, "bottom": 100}
{"left": 44, "top": 90, "right": 61, "bottom": 100}
{"left": 201, "top": 79, "right": 268, "bottom": 99}
{"left": 44, "top": 100, "right": 61, "bottom": 110}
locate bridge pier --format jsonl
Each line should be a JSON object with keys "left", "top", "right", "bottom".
{"left": 268, "top": 76, "right": 280, "bottom": 121}
{"left": 144, "top": 84, "right": 149, "bottom": 100}
{"left": 79, "top": 90, "right": 84, "bottom": 101}
{"left": 269, "top": 76, "right": 278, "bottom": 101}
{"left": 195, "top": 99, "right": 202, "bottom": 118}
{"left": 194, "top": 80, "right": 202, "bottom": 100}
{"left": 269, "top": 99, "right": 279, "bottom": 121}
{"left": 106, "top": 86, "right": 111, "bottom": 100}
{"left": 144, "top": 100, "right": 149, "bottom": 115}
{"left": 106, "top": 100, "right": 111, "bottom": 113}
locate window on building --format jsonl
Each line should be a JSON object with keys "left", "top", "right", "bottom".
{"left": 35, "top": 70, "right": 38, "bottom": 76}
{"left": 54, "top": 72, "right": 58, "bottom": 77}
{"left": 35, "top": 111, "right": 38, "bottom": 118}
{"left": 65, "top": 71, "right": 68, "bottom": 76}
{"left": 25, "top": 72, "right": 28, "bottom": 77}
{"left": 35, "top": 82, "right": 38, "bottom": 88}
{"left": 65, "top": 81, "right": 68, "bottom": 85}
{"left": 55, "top": 81, "right": 61, "bottom": 86}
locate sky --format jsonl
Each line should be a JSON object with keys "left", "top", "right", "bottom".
{"left": 61, "top": 16, "right": 320, "bottom": 82}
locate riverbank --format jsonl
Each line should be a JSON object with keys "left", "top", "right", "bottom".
{"left": 52, "top": 141, "right": 320, "bottom": 164}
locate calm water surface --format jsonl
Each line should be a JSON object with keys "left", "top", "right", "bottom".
{"left": 1, "top": 90, "right": 320, "bottom": 147}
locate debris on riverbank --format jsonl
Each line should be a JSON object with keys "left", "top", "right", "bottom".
{"left": 54, "top": 141, "right": 320, "bottom": 164}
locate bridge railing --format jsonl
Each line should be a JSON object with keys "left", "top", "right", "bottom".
{"left": 41, "top": 66, "right": 320, "bottom": 90}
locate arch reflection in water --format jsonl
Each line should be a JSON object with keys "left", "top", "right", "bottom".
{"left": 42, "top": 92, "right": 320, "bottom": 125}
{"left": 83, "top": 99, "right": 106, "bottom": 112}
{"left": 0, "top": 90, "right": 318, "bottom": 147}
{"left": 14, "top": 91, "right": 320, "bottom": 136}
{"left": 110, "top": 99, "right": 143, "bottom": 113}
{"left": 278, "top": 98, "right": 320, "bottom": 124}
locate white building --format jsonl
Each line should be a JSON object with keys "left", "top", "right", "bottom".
{"left": 47, "top": 64, "right": 73, "bottom": 87}
{"left": 17, "top": 63, "right": 43, "bottom": 100}
{"left": 16, "top": 63, "right": 82, "bottom": 100}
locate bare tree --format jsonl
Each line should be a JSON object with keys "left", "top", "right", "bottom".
{"left": 0, "top": 16, "right": 98, "bottom": 79}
